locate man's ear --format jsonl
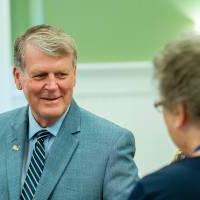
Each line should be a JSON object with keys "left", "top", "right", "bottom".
{"left": 13, "top": 66, "right": 23, "bottom": 90}
{"left": 73, "top": 66, "right": 77, "bottom": 87}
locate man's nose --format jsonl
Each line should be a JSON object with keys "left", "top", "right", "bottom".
{"left": 45, "top": 74, "right": 58, "bottom": 90}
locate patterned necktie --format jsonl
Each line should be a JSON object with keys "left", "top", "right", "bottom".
{"left": 20, "top": 129, "right": 50, "bottom": 200}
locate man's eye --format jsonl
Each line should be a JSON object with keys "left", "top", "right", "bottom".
{"left": 56, "top": 73, "right": 68, "bottom": 79}
{"left": 33, "top": 74, "right": 46, "bottom": 79}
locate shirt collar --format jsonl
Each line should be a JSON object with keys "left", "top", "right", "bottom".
{"left": 28, "top": 106, "right": 70, "bottom": 140}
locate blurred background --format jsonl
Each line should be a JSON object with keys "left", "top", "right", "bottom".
{"left": 1, "top": 0, "right": 199, "bottom": 176}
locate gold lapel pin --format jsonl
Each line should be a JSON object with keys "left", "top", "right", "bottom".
{"left": 12, "top": 144, "right": 20, "bottom": 151}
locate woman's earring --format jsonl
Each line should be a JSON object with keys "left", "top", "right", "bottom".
{"left": 18, "top": 85, "right": 22, "bottom": 90}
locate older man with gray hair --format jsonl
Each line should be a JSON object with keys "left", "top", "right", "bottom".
{"left": 0, "top": 24, "right": 138, "bottom": 200}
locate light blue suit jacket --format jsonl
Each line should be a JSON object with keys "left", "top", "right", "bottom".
{"left": 0, "top": 100, "right": 138, "bottom": 200}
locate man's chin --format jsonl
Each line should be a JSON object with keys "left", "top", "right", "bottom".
{"left": 43, "top": 112, "right": 63, "bottom": 120}
{"left": 37, "top": 110, "right": 64, "bottom": 125}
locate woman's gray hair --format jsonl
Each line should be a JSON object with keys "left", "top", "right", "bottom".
{"left": 154, "top": 32, "right": 200, "bottom": 120}
{"left": 14, "top": 24, "right": 77, "bottom": 70}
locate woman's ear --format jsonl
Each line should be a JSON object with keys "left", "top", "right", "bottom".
{"left": 173, "top": 104, "right": 188, "bottom": 129}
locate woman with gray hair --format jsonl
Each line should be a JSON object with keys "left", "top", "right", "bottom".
{"left": 129, "top": 33, "right": 200, "bottom": 200}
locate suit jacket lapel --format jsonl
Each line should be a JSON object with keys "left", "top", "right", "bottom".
{"left": 34, "top": 100, "right": 81, "bottom": 200}
{"left": 6, "top": 107, "right": 28, "bottom": 200}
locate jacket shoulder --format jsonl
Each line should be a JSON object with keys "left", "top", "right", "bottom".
{"left": 79, "top": 107, "right": 134, "bottom": 139}
{"left": 0, "top": 106, "right": 27, "bottom": 123}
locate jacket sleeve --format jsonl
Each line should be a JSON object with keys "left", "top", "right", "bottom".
{"left": 103, "top": 131, "right": 139, "bottom": 200}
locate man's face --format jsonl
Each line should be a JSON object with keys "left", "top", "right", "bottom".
{"left": 13, "top": 43, "right": 76, "bottom": 127}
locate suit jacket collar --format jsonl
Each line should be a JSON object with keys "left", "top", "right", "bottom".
{"left": 7, "top": 106, "right": 29, "bottom": 200}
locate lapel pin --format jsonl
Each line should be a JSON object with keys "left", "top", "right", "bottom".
{"left": 12, "top": 144, "right": 20, "bottom": 151}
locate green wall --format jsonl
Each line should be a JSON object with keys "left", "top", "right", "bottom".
{"left": 11, "top": 0, "right": 194, "bottom": 63}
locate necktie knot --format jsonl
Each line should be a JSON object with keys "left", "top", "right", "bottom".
{"left": 36, "top": 129, "right": 50, "bottom": 142}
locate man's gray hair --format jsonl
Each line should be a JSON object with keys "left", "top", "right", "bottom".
{"left": 14, "top": 24, "right": 77, "bottom": 70}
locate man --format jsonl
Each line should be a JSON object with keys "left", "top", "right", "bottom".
{"left": 129, "top": 33, "right": 200, "bottom": 200}
{"left": 0, "top": 24, "right": 138, "bottom": 200}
